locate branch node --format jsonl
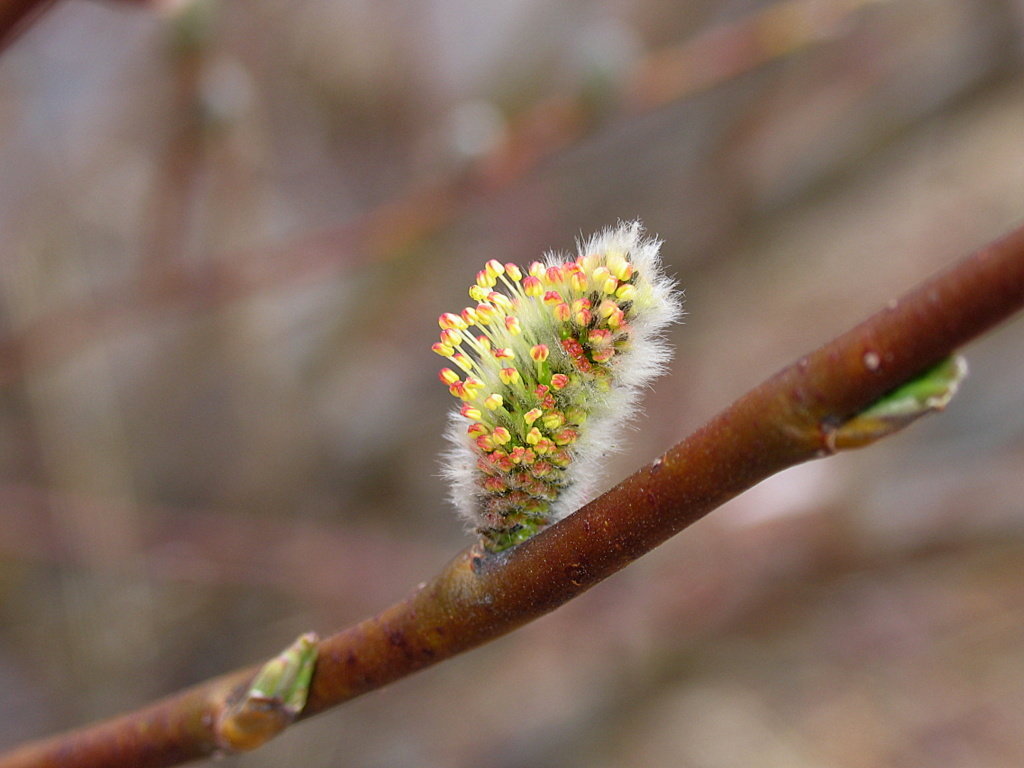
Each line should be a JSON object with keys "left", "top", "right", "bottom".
{"left": 829, "top": 355, "right": 968, "bottom": 451}
{"left": 215, "top": 632, "right": 320, "bottom": 752}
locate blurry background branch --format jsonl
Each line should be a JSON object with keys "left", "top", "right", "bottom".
{"left": 0, "top": 0, "right": 58, "bottom": 51}
{"left": 0, "top": 0, "right": 155, "bottom": 52}
{"left": 0, "top": 0, "right": 894, "bottom": 388}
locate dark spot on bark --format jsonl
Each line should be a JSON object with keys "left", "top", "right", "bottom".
{"left": 565, "top": 563, "right": 587, "bottom": 587}
{"left": 386, "top": 629, "right": 413, "bottom": 657}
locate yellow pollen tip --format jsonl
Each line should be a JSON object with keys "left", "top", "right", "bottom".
{"left": 554, "top": 428, "right": 579, "bottom": 446}
{"left": 489, "top": 292, "right": 513, "bottom": 311}
{"left": 524, "top": 408, "right": 543, "bottom": 426}
{"left": 530, "top": 344, "right": 550, "bottom": 363}
{"left": 606, "top": 251, "right": 632, "bottom": 281}
{"left": 542, "top": 411, "right": 565, "bottom": 429}
{"left": 439, "top": 313, "right": 467, "bottom": 330}
{"left": 598, "top": 299, "right": 619, "bottom": 318}
{"left": 475, "top": 303, "right": 496, "bottom": 323}
{"left": 616, "top": 284, "right": 637, "bottom": 301}
{"left": 484, "top": 393, "right": 504, "bottom": 410}
{"left": 545, "top": 265, "right": 563, "bottom": 284}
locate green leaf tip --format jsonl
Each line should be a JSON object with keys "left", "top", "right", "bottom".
{"left": 216, "top": 632, "right": 319, "bottom": 752}
{"left": 831, "top": 355, "right": 968, "bottom": 450}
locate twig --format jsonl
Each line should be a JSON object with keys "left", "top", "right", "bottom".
{"left": 0, "top": 0, "right": 58, "bottom": 51}
{"left": 1, "top": 222, "right": 1022, "bottom": 767}
{"left": 0, "top": 0, "right": 155, "bottom": 52}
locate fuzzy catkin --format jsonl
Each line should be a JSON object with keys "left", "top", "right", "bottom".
{"left": 433, "top": 221, "right": 682, "bottom": 551}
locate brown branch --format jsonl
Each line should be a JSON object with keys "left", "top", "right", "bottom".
{"left": 0, "top": 0, "right": 155, "bottom": 53}
{"left": 0, "top": 0, "right": 58, "bottom": 50}
{"left": 2, "top": 222, "right": 1023, "bottom": 767}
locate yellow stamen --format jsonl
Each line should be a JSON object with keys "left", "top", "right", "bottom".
{"left": 439, "top": 312, "right": 467, "bottom": 330}
{"left": 615, "top": 284, "right": 637, "bottom": 301}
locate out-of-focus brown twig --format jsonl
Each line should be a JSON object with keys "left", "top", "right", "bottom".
{"left": 0, "top": 0, "right": 889, "bottom": 387}
{"left": 0, "top": 0, "right": 58, "bottom": 50}
{"left": 1, "top": 222, "right": 1021, "bottom": 768}
{"left": 0, "top": 0, "right": 157, "bottom": 52}
{"left": 0, "top": 483, "right": 439, "bottom": 610}
{"left": 628, "top": 0, "right": 888, "bottom": 108}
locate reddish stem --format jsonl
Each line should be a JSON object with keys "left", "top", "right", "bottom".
{"left": 2, "top": 223, "right": 1023, "bottom": 768}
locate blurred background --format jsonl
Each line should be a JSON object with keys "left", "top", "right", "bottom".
{"left": 1, "top": 0, "right": 1023, "bottom": 766}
